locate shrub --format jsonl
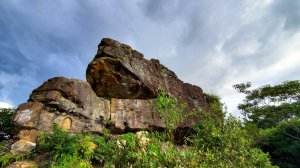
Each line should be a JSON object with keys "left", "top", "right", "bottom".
{"left": 90, "top": 116, "right": 277, "bottom": 167}
{"left": 152, "top": 90, "right": 188, "bottom": 131}
{"left": 36, "top": 124, "right": 94, "bottom": 167}
{"left": 0, "top": 108, "right": 14, "bottom": 140}
{"left": 21, "top": 92, "right": 277, "bottom": 168}
{"left": 187, "top": 115, "right": 277, "bottom": 167}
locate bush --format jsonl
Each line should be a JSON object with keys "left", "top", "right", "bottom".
{"left": 32, "top": 119, "right": 277, "bottom": 168}
{"left": 186, "top": 115, "right": 277, "bottom": 167}
{"left": 0, "top": 108, "right": 14, "bottom": 140}
{"left": 36, "top": 124, "right": 94, "bottom": 167}
{"left": 152, "top": 90, "right": 188, "bottom": 131}
{"left": 89, "top": 90, "right": 277, "bottom": 167}
{"left": 8, "top": 91, "right": 276, "bottom": 168}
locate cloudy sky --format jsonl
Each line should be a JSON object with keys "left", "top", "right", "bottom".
{"left": 0, "top": 0, "right": 299, "bottom": 117}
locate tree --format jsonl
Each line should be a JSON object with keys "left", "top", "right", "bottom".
{"left": 234, "top": 80, "right": 300, "bottom": 167}
{"left": 233, "top": 80, "right": 300, "bottom": 128}
{"left": 257, "top": 119, "right": 300, "bottom": 168}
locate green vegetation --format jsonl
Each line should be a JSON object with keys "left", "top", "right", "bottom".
{"left": 36, "top": 124, "right": 94, "bottom": 167}
{"left": 233, "top": 80, "right": 300, "bottom": 128}
{"left": 0, "top": 153, "right": 31, "bottom": 167}
{"left": 0, "top": 91, "right": 278, "bottom": 167}
{"left": 0, "top": 108, "right": 14, "bottom": 139}
{"left": 234, "top": 80, "right": 300, "bottom": 167}
{"left": 0, "top": 140, "right": 32, "bottom": 168}
{"left": 152, "top": 90, "right": 193, "bottom": 130}
{"left": 203, "top": 93, "right": 226, "bottom": 127}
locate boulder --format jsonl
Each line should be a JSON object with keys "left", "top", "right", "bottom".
{"left": 12, "top": 38, "right": 210, "bottom": 143}
{"left": 13, "top": 77, "right": 110, "bottom": 138}
{"left": 10, "top": 139, "right": 36, "bottom": 155}
{"left": 13, "top": 102, "right": 43, "bottom": 129}
{"left": 86, "top": 38, "right": 208, "bottom": 112}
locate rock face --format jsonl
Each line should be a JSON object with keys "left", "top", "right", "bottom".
{"left": 13, "top": 77, "right": 110, "bottom": 139}
{"left": 12, "top": 38, "right": 209, "bottom": 145}
{"left": 13, "top": 77, "right": 164, "bottom": 140}
{"left": 86, "top": 38, "right": 208, "bottom": 112}
{"left": 110, "top": 98, "right": 164, "bottom": 133}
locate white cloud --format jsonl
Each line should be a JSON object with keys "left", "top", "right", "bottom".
{"left": 0, "top": 0, "right": 299, "bottom": 117}
{"left": 0, "top": 102, "right": 12, "bottom": 108}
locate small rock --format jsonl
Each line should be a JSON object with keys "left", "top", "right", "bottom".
{"left": 136, "top": 131, "right": 149, "bottom": 149}
{"left": 5, "top": 160, "right": 38, "bottom": 168}
{"left": 10, "top": 140, "right": 36, "bottom": 155}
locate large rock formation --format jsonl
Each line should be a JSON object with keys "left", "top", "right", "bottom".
{"left": 86, "top": 38, "right": 208, "bottom": 112}
{"left": 12, "top": 77, "right": 110, "bottom": 144}
{"left": 13, "top": 77, "right": 164, "bottom": 142}
{"left": 12, "top": 38, "right": 209, "bottom": 144}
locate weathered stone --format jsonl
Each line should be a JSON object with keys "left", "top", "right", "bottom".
{"left": 30, "top": 77, "right": 110, "bottom": 123}
{"left": 17, "top": 130, "right": 38, "bottom": 143}
{"left": 10, "top": 139, "right": 36, "bottom": 155}
{"left": 13, "top": 102, "right": 43, "bottom": 129}
{"left": 110, "top": 98, "right": 164, "bottom": 133}
{"left": 86, "top": 38, "right": 208, "bottom": 113}
{"left": 11, "top": 38, "right": 211, "bottom": 144}
{"left": 6, "top": 160, "right": 38, "bottom": 168}
{"left": 13, "top": 77, "right": 110, "bottom": 134}
{"left": 36, "top": 110, "right": 56, "bottom": 131}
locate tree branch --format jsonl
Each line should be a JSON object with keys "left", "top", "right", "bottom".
{"left": 282, "top": 128, "right": 300, "bottom": 140}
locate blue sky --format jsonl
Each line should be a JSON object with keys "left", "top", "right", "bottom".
{"left": 0, "top": 0, "right": 300, "bottom": 117}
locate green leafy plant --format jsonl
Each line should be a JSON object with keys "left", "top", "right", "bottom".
{"left": 36, "top": 124, "right": 94, "bottom": 167}
{"left": 0, "top": 108, "right": 14, "bottom": 139}
{"left": 19, "top": 90, "right": 277, "bottom": 168}
{"left": 49, "top": 107, "right": 57, "bottom": 112}
{"left": 187, "top": 115, "right": 277, "bottom": 167}
{"left": 234, "top": 80, "right": 300, "bottom": 167}
{"left": 0, "top": 153, "right": 31, "bottom": 168}
{"left": 153, "top": 90, "right": 188, "bottom": 130}
{"left": 89, "top": 93, "right": 276, "bottom": 168}
{"left": 233, "top": 80, "right": 300, "bottom": 128}
{"left": 256, "top": 119, "right": 300, "bottom": 168}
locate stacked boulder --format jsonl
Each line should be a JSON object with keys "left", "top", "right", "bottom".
{"left": 11, "top": 38, "right": 209, "bottom": 154}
